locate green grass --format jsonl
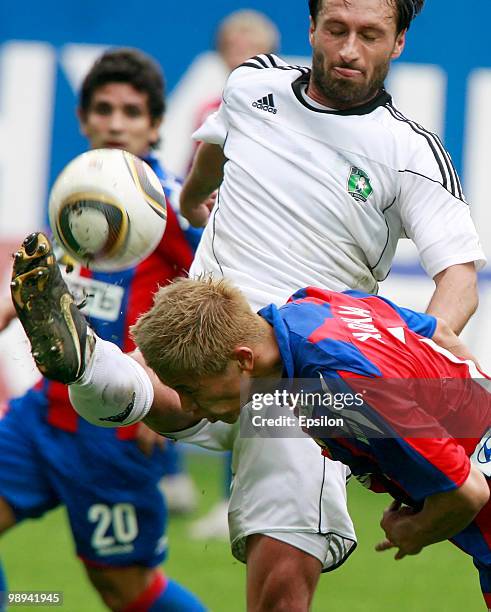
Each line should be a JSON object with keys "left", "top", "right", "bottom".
{"left": 2, "top": 453, "right": 484, "bottom": 611}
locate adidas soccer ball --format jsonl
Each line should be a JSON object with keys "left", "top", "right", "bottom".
{"left": 48, "top": 148, "right": 167, "bottom": 271}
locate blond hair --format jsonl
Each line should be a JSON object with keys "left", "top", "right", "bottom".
{"left": 216, "top": 10, "right": 280, "bottom": 57}
{"left": 131, "top": 277, "right": 265, "bottom": 382}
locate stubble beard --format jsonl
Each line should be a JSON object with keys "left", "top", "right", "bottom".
{"left": 310, "top": 49, "right": 391, "bottom": 109}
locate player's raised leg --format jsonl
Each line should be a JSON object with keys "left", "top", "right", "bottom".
{"left": 9, "top": 234, "right": 205, "bottom": 611}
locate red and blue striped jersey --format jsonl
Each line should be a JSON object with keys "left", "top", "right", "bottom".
{"left": 259, "top": 287, "right": 491, "bottom": 505}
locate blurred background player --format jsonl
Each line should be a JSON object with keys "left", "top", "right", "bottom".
{"left": 192, "top": 9, "right": 280, "bottom": 142}
{"left": 0, "top": 49, "right": 205, "bottom": 611}
{"left": 76, "top": 48, "right": 200, "bottom": 518}
{"left": 165, "top": 9, "right": 280, "bottom": 178}
{"left": 188, "top": 8, "right": 280, "bottom": 541}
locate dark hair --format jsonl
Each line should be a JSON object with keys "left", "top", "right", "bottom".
{"left": 308, "top": 0, "right": 425, "bottom": 33}
{"left": 79, "top": 48, "right": 165, "bottom": 121}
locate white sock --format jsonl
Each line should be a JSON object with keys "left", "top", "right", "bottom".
{"left": 69, "top": 337, "right": 154, "bottom": 427}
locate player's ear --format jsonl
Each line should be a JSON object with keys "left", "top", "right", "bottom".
{"left": 309, "top": 16, "right": 316, "bottom": 46}
{"left": 391, "top": 29, "right": 406, "bottom": 60}
{"left": 149, "top": 117, "right": 163, "bottom": 146}
{"left": 233, "top": 347, "right": 254, "bottom": 372}
{"left": 77, "top": 107, "right": 88, "bottom": 136}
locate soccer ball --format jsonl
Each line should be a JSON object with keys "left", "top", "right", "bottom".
{"left": 48, "top": 148, "right": 167, "bottom": 271}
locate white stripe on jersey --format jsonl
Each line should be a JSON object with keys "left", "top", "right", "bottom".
{"left": 240, "top": 53, "right": 309, "bottom": 74}
{"left": 419, "top": 337, "right": 486, "bottom": 379}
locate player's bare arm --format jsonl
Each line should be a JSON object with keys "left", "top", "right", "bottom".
{"left": 427, "top": 262, "right": 479, "bottom": 335}
{"left": 180, "top": 142, "right": 226, "bottom": 227}
{"left": 376, "top": 463, "right": 489, "bottom": 560}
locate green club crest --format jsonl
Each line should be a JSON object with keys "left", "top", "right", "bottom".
{"left": 347, "top": 167, "right": 373, "bottom": 203}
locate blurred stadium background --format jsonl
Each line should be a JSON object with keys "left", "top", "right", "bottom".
{"left": 1, "top": 0, "right": 490, "bottom": 609}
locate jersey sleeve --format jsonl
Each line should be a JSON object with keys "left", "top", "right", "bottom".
{"left": 191, "top": 57, "right": 275, "bottom": 147}
{"left": 192, "top": 102, "right": 228, "bottom": 146}
{"left": 398, "top": 138, "right": 486, "bottom": 278}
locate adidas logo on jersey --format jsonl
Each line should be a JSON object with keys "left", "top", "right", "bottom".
{"left": 252, "top": 93, "right": 277, "bottom": 114}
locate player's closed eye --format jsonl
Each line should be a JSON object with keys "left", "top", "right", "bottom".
{"left": 328, "top": 28, "right": 346, "bottom": 37}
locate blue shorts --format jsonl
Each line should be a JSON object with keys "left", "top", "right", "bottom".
{"left": 0, "top": 388, "right": 167, "bottom": 568}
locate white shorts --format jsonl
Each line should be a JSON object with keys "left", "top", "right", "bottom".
{"left": 164, "top": 414, "right": 356, "bottom": 571}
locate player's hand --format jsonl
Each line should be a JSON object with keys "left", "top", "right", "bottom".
{"left": 184, "top": 192, "right": 217, "bottom": 227}
{"left": 135, "top": 422, "right": 167, "bottom": 456}
{"left": 432, "top": 317, "right": 481, "bottom": 369}
{"left": 376, "top": 500, "right": 423, "bottom": 560}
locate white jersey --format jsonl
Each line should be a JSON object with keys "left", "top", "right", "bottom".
{"left": 191, "top": 54, "right": 485, "bottom": 311}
